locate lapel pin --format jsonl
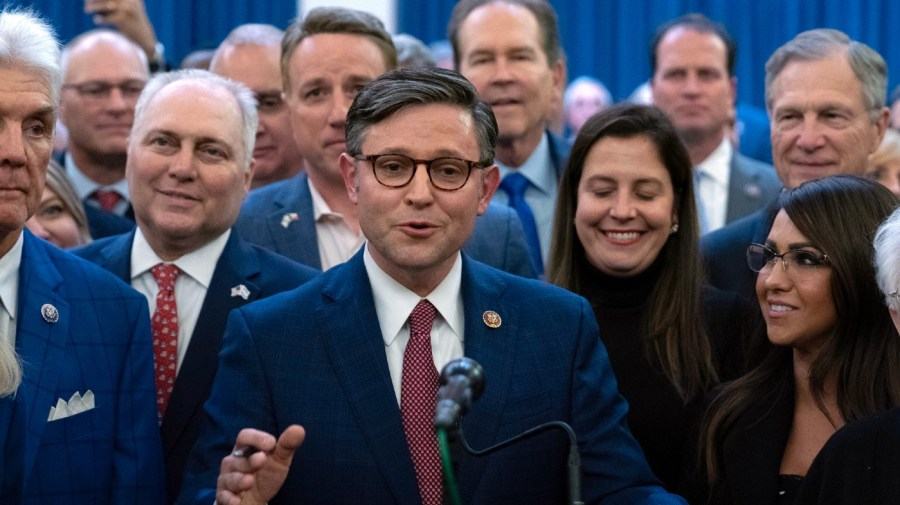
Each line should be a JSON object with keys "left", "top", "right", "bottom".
{"left": 743, "top": 183, "right": 762, "bottom": 199}
{"left": 41, "top": 304, "right": 59, "bottom": 323}
{"left": 230, "top": 284, "right": 251, "bottom": 300}
{"left": 482, "top": 310, "right": 501, "bottom": 329}
{"left": 281, "top": 212, "right": 300, "bottom": 229}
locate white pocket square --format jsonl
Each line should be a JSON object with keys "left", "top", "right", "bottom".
{"left": 48, "top": 390, "right": 95, "bottom": 422}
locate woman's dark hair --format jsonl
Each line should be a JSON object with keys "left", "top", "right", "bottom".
{"left": 702, "top": 175, "right": 900, "bottom": 484}
{"left": 547, "top": 103, "right": 714, "bottom": 399}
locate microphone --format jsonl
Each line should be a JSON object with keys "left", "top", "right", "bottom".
{"left": 433, "top": 357, "right": 485, "bottom": 429}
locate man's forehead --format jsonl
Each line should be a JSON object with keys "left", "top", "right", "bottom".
{"left": 771, "top": 53, "right": 866, "bottom": 109}
{"left": 137, "top": 81, "right": 241, "bottom": 135}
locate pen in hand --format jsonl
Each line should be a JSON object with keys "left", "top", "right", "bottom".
{"left": 232, "top": 446, "right": 267, "bottom": 458}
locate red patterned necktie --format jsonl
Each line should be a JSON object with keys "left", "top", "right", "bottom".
{"left": 151, "top": 263, "right": 180, "bottom": 423}
{"left": 91, "top": 189, "right": 123, "bottom": 212}
{"left": 401, "top": 299, "right": 443, "bottom": 505}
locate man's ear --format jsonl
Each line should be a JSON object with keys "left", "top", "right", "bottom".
{"left": 339, "top": 153, "right": 359, "bottom": 204}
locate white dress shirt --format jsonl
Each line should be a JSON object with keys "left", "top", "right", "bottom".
{"left": 364, "top": 244, "right": 465, "bottom": 404}
{"left": 0, "top": 232, "right": 24, "bottom": 349}
{"left": 309, "top": 179, "right": 366, "bottom": 271}
{"left": 492, "top": 133, "right": 559, "bottom": 267}
{"left": 64, "top": 152, "right": 131, "bottom": 215}
{"left": 694, "top": 138, "right": 733, "bottom": 233}
{"left": 130, "top": 228, "right": 230, "bottom": 372}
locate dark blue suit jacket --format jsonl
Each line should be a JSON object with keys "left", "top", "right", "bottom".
{"left": 0, "top": 394, "right": 24, "bottom": 503}
{"left": 17, "top": 231, "right": 164, "bottom": 504}
{"left": 701, "top": 197, "right": 782, "bottom": 299}
{"left": 177, "top": 251, "right": 685, "bottom": 504}
{"left": 74, "top": 229, "right": 319, "bottom": 503}
{"left": 235, "top": 171, "right": 538, "bottom": 278}
{"left": 84, "top": 205, "right": 135, "bottom": 240}
{"left": 724, "top": 154, "right": 781, "bottom": 225}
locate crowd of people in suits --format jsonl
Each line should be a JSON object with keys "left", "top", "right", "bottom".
{"left": 1, "top": 0, "right": 900, "bottom": 504}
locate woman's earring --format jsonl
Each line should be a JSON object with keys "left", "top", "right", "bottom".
{"left": 670, "top": 223, "right": 679, "bottom": 234}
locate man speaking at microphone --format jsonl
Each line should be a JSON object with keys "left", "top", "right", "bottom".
{"left": 177, "top": 67, "right": 684, "bottom": 505}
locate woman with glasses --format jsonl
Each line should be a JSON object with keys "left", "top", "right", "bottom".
{"left": 699, "top": 175, "right": 900, "bottom": 505}
{"left": 546, "top": 103, "right": 752, "bottom": 493}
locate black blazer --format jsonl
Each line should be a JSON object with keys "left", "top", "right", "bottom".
{"left": 74, "top": 230, "right": 319, "bottom": 502}
{"left": 795, "top": 407, "right": 900, "bottom": 505}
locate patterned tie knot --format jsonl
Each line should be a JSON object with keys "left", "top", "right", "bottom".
{"left": 151, "top": 263, "right": 180, "bottom": 293}
{"left": 91, "top": 189, "right": 123, "bottom": 212}
{"left": 410, "top": 299, "right": 436, "bottom": 338}
{"left": 500, "top": 172, "right": 529, "bottom": 197}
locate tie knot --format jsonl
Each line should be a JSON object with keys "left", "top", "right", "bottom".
{"left": 91, "top": 189, "right": 123, "bottom": 212}
{"left": 151, "top": 263, "right": 180, "bottom": 290}
{"left": 500, "top": 172, "right": 530, "bottom": 196}
{"left": 410, "top": 299, "right": 436, "bottom": 337}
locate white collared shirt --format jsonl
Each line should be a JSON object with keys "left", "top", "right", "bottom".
{"left": 0, "top": 232, "right": 24, "bottom": 348}
{"left": 492, "top": 133, "right": 559, "bottom": 267}
{"left": 65, "top": 152, "right": 131, "bottom": 216}
{"left": 695, "top": 138, "right": 732, "bottom": 232}
{"left": 309, "top": 179, "right": 366, "bottom": 271}
{"left": 364, "top": 245, "right": 465, "bottom": 404}
{"left": 130, "top": 228, "right": 230, "bottom": 372}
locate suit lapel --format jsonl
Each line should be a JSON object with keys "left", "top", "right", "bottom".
{"left": 266, "top": 173, "right": 322, "bottom": 270}
{"left": 95, "top": 231, "right": 137, "bottom": 282}
{"left": 454, "top": 259, "right": 519, "bottom": 503}
{"left": 161, "top": 233, "right": 262, "bottom": 455}
{"left": 317, "top": 252, "right": 421, "bottom": 504}
{"left": 15, "top": 233, "right": 71, "bottom": 480}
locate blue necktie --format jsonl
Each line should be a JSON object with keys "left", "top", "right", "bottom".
{"left": 693, "top": 170, "right": 709, "bottom": 235}
{"left": 500, "top": 172, "right": 543, "bottom": 275}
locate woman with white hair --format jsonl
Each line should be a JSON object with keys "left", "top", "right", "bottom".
{"left": 794, "top": 206, "right": 900, "bottom": 505}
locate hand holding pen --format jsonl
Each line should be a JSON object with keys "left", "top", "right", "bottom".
{"left": 217, "top": 425, "right": 305, "bottom": 505}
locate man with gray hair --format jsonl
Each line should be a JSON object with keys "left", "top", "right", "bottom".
{"left": 235, "top": 6, "right": 537, "bottom": 278}
{"left": 179, "top": 66, "right": 684, "bottom": 505}
{"left": 791, "top": 205, "right": 900, "bottom": 505}
{"left": 210, "top": 23, "right": 304, "bottom": 189}
{"left": 0, "top": 9, "right": 165, "bottom": 503}
{"left": 702, "top": 28, "right": 890, "bottom": 298}
{"left": 74, "top": 69, "right": 318, "bottom": 503}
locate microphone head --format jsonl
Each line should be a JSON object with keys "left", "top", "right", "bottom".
{"left": 439, "top": 357, "right": 485, "bottom": 400}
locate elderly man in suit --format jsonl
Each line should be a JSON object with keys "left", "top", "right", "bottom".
{"left": 178, "top": 67, "right": 685, "bottom": 505}
{"left": 235, "top": 7, "right": 537, "bottom": 278}
{"left": 701, "top": 29, "right": 890, "bottom": 298}
{"left": 75, "top": 69, "right": 318, "bottom": 503}
{"left": 650, "top": 13, "right": 781, "bottom": 234}
{"left": 0, "top": 10, "right": 164, "bottom": 503}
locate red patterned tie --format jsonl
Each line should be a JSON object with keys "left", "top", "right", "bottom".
{"left": 401, "top": 299, "right": 443, "bottom": 505}
{"left": 91, "top": 189, "right": 123, "bottom": 212}
{"left": 151, "top": 263, "right": 180, "bottom": 423}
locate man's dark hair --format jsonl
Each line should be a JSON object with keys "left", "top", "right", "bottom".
{"left": 649, "top": 13, "right": 736, "bottom": 76}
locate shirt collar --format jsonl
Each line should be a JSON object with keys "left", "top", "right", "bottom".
{"left": 695, "top": 137, "right": 732, "bottom": 187}
{"left": 64, "top": 152, "right": 130, "bottom": 201}
{"left": 130, "top": 227, "right": 231, "bottom": 288}
{"left": 0, "top": 232, "right": 25, "bottom": 320}
{"left": 309, "top": 178, "right": 341, "bottom": 222}
{"left": 496, "top": 132, "right": 554, "bottom": 194}
{"left": 364, "top": 244, "right": 464, "bottom": 347}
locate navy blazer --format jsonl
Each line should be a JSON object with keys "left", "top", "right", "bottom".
{"left": 724, "top": 154, "right": 781, "bottom": 225}
{"left": 235, "top": 171, "right": 538, "bottom": 278}
{"left": 84, "top": 205, "right": 135, "bottom": 240}
{"left": 0, "top": 394, "right": 24, "bottom": 503}
{"left": 17, "top": 231, "right": 164, "bottom": 504}
{"left": 177, "top": 250, "right": 685, "bottom": 505}
{"left": 701, "top": 197, "right": 782, "bottom": 299}
{"left": 74, "top": 229, "right": 319, "bottom": 503}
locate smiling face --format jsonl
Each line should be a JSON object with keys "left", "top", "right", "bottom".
{"left": 127, "top": 80, "right": 252, "bottom": 260}
{"left": 755, "top": 210, "right": 837, "bottom": 356}
{"left": 339, "top": 103, "right": 499, "bottom": 295}
{"left": 211, "top": 42, "right": 302, "bottom": 188}
{"left": 456, "top": 2, "right": 563, "bottom": 150}
{"left": 769, "top": 51, "right": 887, "bottom": 189}
{"left": 574, "top": 135, "right": 676, "bottom": 277}
{"left": 0, "top": 66, "right": 54, "bottom": 250}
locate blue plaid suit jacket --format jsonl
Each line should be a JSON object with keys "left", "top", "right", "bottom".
{"left": 16, "top": 231, "right": 164, "bottom": 504}
{"left": 178, "top": 250, "right": 684, "bottom": 504}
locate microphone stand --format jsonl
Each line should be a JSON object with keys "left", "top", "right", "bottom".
{"left": 438, "top": 420, "right": 583, "bottom": 505}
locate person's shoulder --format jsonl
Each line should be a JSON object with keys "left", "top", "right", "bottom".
{"left": 34, "top": 238, "right": 142, "bottom": 302}
{"left": 702, "top": 207, "right": 767, "bottom": 254}
{"left": 70, "top": 232, "right": 129, "bottom": 259}
{"left": 466, "top": 257, "right": 585, "bottom": 304}
{"left": 242, "top": 173, "right": 305, "bottom": 211}
{"left": 243, "top": 240, "right": 319, "bottom": 283}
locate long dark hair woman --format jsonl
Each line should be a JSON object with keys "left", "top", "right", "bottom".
{"left": 700, "top": 175, "right": 900, "bottom": 505}
{"left": 547, "top": 103, "right": 751, "bottom": 491}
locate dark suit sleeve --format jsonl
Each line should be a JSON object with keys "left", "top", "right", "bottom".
{"left": 573, "top": 297, "right": 687, "bottom": 504}
{"left": 176, "top": 308, "right": 279, "bottom": 505}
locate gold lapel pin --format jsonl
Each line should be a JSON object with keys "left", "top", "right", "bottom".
{"left": 482, "top": 310, "right": 501, "bottom": 329}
